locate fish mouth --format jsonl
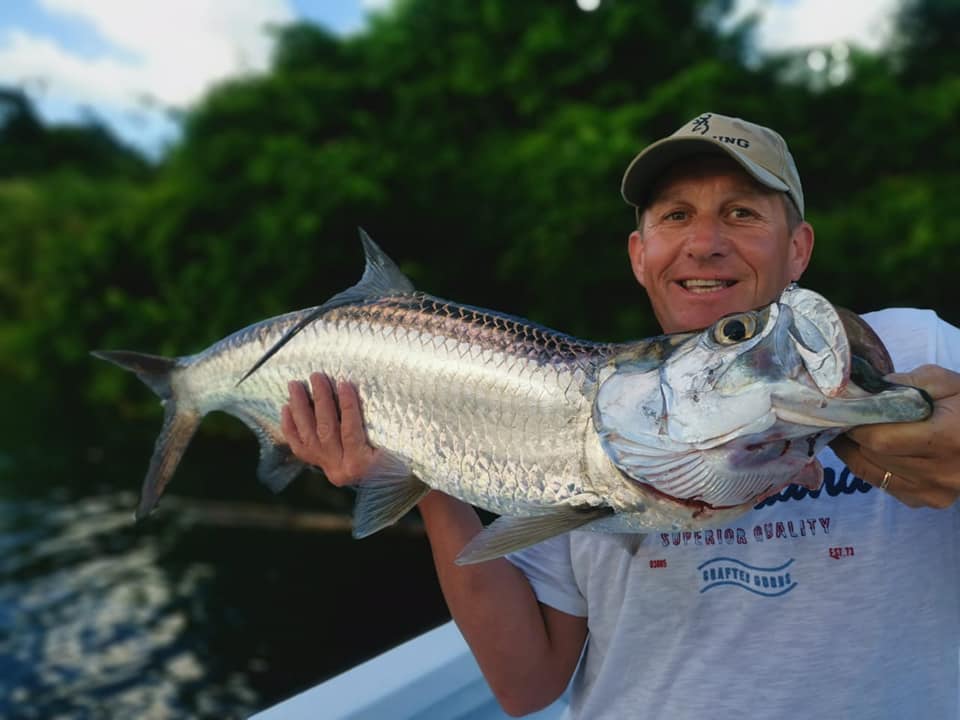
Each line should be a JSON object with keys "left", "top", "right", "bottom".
{"left": 676, "top": 278, "right": 737, "bottom": 295}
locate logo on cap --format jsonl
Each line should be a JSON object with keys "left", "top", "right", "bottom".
{"left": 691, "top": 113, "right": 711, "bottom": 135}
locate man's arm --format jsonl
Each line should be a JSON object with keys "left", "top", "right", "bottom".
{"left": 831, "top": 364, "right": 960, "bottom": 508}
{"left": 282, "top": 373, "right": 587, "bottom": 716}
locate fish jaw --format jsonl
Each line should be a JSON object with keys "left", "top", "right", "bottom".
{"left": 771, "top": 383, "right": 932, "bottom": 428}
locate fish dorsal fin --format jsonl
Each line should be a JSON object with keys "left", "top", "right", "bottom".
{"left": 237, "top": 229, "right": 414, "bottom": 385}
{"left": 357, "top": 227, "right": 415, "bottom": 295}
{"left": 455, "top": 506, "right": 612, "bottom": 565}
{"left": 351, "top": 451, "right": 428, "bottom": 538}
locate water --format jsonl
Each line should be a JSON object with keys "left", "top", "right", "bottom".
{"left": 0, "top": 489, "right": 449, "bottom": 719}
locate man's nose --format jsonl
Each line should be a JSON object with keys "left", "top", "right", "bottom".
{"left": 684, "top": 218, "right": 729, "bottom": 258}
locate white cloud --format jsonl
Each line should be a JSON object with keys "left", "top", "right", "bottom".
{"left": 728, "top": 0, "right": 903, "bottom": 53}
{"left": 0, "top": 28, "right": 135, "bottom": 107}
{"left": 0, "top": 0, "right": 294, "bottom": 155}
{"left": 35, "top": 0, "right": 292, "bottom": 104}
{"left": 0, "top": 0, "right": 905, "bottom": 157}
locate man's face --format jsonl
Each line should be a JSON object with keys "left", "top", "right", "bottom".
{"left": 629, "top": 155, "right": 814, "bottom": 334}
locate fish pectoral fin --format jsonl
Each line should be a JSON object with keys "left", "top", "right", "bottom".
{"left": 794, "top": 460, "right": 824, "bottom": 491}
{"left": 455, "top": 506, "right": 613, "bottom": 566}
{"left": 352, "top": 452, "right": 428, "bottom": 538}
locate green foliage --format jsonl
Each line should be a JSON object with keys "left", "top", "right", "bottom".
{"left": 0, "top": 88, "right": 150, "bottom": 179}
{"left": 2, "top": 0, "right": 958, "bottom": 484}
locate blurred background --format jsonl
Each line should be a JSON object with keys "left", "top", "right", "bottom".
{"left": 0, "top": 0, "right": 957, "bottom": 717}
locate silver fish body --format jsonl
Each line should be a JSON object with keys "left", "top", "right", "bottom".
{"left": 94, "top": 233, "right": 933, "bottom": 563}
{"left": 190, "top": 292, "right": 616, "bottom": 515}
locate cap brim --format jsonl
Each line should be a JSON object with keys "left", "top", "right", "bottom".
{"left": 621, "top": 136, "right": 789, "bottom": 207}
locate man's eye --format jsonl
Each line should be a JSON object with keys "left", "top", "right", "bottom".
{"left": 731, "top": 207, "right": 755, "bottom": 219}
{"left": 664, "top": 210, "right": 687, "bottom": 221}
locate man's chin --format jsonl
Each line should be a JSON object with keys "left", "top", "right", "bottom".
{"left": 665, "top": 289, "right": 752, "bottom": 332}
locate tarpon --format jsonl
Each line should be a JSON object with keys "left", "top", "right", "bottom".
{"left": 93, "top": 231, "right": 932, "bottom": 564}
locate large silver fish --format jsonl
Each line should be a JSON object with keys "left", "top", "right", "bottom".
{"left": 93, "top": 232, "right": 932, "bottom": 564}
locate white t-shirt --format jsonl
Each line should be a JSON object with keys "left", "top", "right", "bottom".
{"left": 509, "top": 308, "right": 960, "bottom": 719}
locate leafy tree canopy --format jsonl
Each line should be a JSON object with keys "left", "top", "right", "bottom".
{"left": 2, "top": 0, "right": 957, "bottom": 483}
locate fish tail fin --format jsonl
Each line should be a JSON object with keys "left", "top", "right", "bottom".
{"left": 136, "top": 403, "right": 202, "bottom": 520}
{"left": 91, "top": 349, "right": 203, "bottom": 520}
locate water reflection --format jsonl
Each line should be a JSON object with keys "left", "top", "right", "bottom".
{"left": 0, "top": 491, "right": 448, "bottom": 719}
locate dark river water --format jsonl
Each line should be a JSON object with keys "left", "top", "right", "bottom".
{"left": 0, "top": 474, "right": 449, "bottom": 719}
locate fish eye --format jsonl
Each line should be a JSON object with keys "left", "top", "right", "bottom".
{"left": 713, "top": 314, "right": 757, "bottom": 344}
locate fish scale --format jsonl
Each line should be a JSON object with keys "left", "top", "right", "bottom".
{"left": 93, "top": 231, "right": 933, "bottom": 564}
{"left": 199, "top": 293, "right": 608, "bottom": 515}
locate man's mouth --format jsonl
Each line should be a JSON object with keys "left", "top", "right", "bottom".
{"left": 679, "top": 279, "right": 736, "bottom": 294}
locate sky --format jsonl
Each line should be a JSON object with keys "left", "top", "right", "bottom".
{"left": 0, "top": 0, "right": 902, "bottom": 159}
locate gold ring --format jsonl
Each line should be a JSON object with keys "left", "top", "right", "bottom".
{"left": 879, "top": 470, "right": 893, "bottom": 491}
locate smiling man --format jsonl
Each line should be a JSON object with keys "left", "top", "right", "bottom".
{"left": 283, "top": 112, "right": 960, "bottom": 718}
{"left": 623, "top": 116, "right": 813, "bottom": 334}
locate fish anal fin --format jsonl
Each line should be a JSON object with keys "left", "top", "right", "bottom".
{"left": 351, "top": 450, "right": 427, "bottom": 538}
{"left": 256, "top": 443, "right": 304, "bottom": 493}
{"left": 455, "top": 507, "right": 613, "bottom": 566}
{"left": 237, "top": 411, "right": 306, "bottom": 493}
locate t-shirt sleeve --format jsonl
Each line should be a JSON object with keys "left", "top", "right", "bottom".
{"left": 862, "top": 308, "right": 956, "bottom": 371}
{"left": 506, "top": 534, "right": 587, "bottom": 617}
{"left": 934, "top": 315, "right": 960, "bottom": 371}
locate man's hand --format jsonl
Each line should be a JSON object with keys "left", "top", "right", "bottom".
{"left": 831, "top": 364, "right": 960, "bottom": 508}
{"left": 281, "top": 372, "right": 380, "bottom": 486}
{"left": 281, "top": 372, "right": 586, "bottom": 713}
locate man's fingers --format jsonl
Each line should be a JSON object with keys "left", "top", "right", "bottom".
{"left": 337, "top": 380, "right": 376, "bottom": 476}
{"left": 338, "top": 381, "right": 365, "bottom": 446}
{"left": 830, "top": 435, "right": 885, "bottom": 487}
{"left": 844, "top": 421, "right": 937, "bottom": 459}
{"left": 282, "top": 375, "right": 346, "bottom": 476}
{"left": 831, "top": 364, "right": 960, "bottom": 511}
{"left": 281, "top": 405, "right": 303, "bottom": 448}
{"left": 309, "top": 373, "right": 343, "bottom": 449}
{"left": 282, "top": 373, "right": 377, "bottom": 486}
{"left": 831, "top": 432, "right": 954, "bottom": 508}
{"left": 886, "top": 364, "right": 960, "bottom": 402}
{"left": 287, "top": 380, "right": 313, "bottom": 430}
{"left": 846, "top": 365, "right": 958, "bottom": 457}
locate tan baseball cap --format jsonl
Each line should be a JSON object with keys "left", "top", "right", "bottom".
{"left": 621, "top": 112, "right": 804, "bottom": 217}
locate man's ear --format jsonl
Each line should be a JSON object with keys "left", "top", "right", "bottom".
{"left": 789, "top": 221, "right": 815, "bottom": 282}
{"left": 628, "top": 230, "right": 646, "bottom": 287}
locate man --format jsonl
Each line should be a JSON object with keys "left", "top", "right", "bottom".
{"left": 282, "top": 113, "right": 960, "bottom": 717}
